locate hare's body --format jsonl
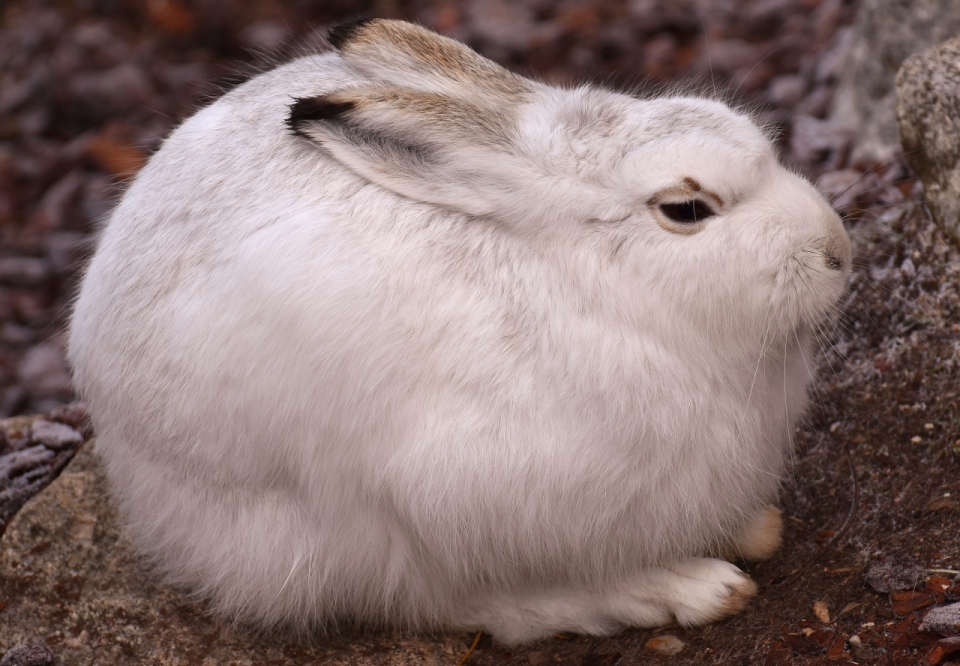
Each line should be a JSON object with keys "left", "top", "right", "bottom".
{"left": 69, "top": 21, "right": 849, "bottom": 643}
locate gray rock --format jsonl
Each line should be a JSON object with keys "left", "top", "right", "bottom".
{"left": 920, "top": 602, "right": 960, "bottom": 635}
{"left": 0, "top": 412, "right": 86, "bottom": 537}
{"left": 831, "top": 0, "right": 960, "bottom": 163}
{"left": 896, "top": 36, "right": 960, "bottom": 245}
{"left": 0, "top": 446, "right": 54, "bottom": 482}
{"left": 864, "top": 558, "right": 927, "bottom": 593}
{"left": 0, "top": 641, "right": 53, "bottom": 666}
{"left": 29, "top": 420, "right": 82, "bottom": 451}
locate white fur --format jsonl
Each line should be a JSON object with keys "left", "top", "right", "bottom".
{"left": 68, "top": 20, "right": 850, "bottom": 643}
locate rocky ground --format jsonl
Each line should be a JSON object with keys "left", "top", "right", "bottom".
{"left": 2, "top": 0, "right": 960, "bottom": 664}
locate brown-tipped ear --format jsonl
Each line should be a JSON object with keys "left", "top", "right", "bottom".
{"left": 287, "top": 86, "right": 529, "bottom": 220}
{"left": 327, "top": 18, "right": 374, "bottom": 50}
{"left": 325, "top": 19, "right": 532, "bottom": 99}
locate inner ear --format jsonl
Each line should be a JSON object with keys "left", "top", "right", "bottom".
{"left": 287, "top": 98, "right": 356, "bottom": 137}
{"left": 285, "top": 90, "right": 526, "bottom": 220}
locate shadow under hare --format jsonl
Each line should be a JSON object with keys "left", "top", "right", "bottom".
{"left": 68, "top": 19, "right": 850, "bottom": 644}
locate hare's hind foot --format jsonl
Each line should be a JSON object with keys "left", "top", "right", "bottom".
{"left": 454, "top": 557, "right": 756, "bottom": 644}
{"left": 719, "top": 505, "right": 783, "bottom": 563}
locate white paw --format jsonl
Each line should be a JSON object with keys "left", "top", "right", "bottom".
{"left": 452, "top": 558, "right": 757, "bottom": 642}
{"left": 663, "top": 558, "right": 757, "bottom": 626}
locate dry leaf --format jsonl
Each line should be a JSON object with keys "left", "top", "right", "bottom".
{"left": 86, "top": 136, "right": 145, "bottom": 178}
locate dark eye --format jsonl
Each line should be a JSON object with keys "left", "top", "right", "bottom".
{"left": 659, "top": 200, "right": 716, "bottom": 224}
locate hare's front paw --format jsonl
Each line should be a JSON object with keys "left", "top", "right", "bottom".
{"left": 456, "top": 557, "right": 756, "bottom": 643}
{"left": 657, "top": 557, "right": 757, "bottom": 626}
{"left": 719, "top": 504, "right": 783, "bottom": 562}
{"left": 608, "top": 558, "right": 756, "bottom": 628}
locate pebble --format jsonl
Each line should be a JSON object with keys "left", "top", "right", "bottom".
{"left": 921, "top": 603, "right": 960, "bottom": 636}
{"left": 30, "top": 419, "right": 82, "bottom": 451}
{"left": 644, "top": 635, "right": 686, "bottom": 656}
{"left": 0, "top": 641, "right": 54, "bottom": 666}
{"left": 865, "top": 558, "right": 927, "bottom": 593}
{"left": 813, "top": 600, "right": 831, "bottom": 623}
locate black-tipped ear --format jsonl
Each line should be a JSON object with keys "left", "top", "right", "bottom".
{"left": 287, "top": 97, "right": 355, "bottom": 136}
{"left": 328, "top": 19, "right": 374, "bottom": 50}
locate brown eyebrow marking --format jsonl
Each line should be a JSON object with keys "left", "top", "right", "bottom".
{"left": 648, "top": 178, "right": 726, "bottom": 209}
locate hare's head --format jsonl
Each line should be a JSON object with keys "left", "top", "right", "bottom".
{"left": 289, "top": 19, "right": 849, "bottom": 348}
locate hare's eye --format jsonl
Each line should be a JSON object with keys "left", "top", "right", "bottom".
{"left": 659, "top": 200, "right": 715, "bottom": 224}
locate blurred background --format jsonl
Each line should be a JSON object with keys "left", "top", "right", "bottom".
{"left": 0, "top": 0, "right": 863, "bottom": 417}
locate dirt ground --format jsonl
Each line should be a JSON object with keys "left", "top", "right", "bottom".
{"left": 2, "top": 0, "right": 959, "bottom": 664}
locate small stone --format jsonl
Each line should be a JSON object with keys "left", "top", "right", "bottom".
{"left": 865, "top": 557, "right": 927, "bottom": 593}
{"left": 925, "top": 636, "right": 960, "bottom": 665}
{"left": 921, "top": 603, "right": 960, "bottom": 635}
{"left": 901, "top": 257, "right": 917, "bottom": 280}
{"left": 0, "top": 445, "right": 55, "bottom": 480}
{"left": 849, "top": 634, "right": 862, "bottom": 648}
{"left": 0, "top": 641, "right": 54, "bottom": 666}
{"left": 813, "top": 600, "right": 831, "bottom": 623}
{"left": 644, "top": 635, "right": 685, "bottom": 656}
{"left": 891, "top": 590, "right": 933, "bottom": 615}
{"left": 47, "top": 402, "right": 90, "bottom": 434}
{"left": 30, "top": 420, "right": 82, "bottom": 451}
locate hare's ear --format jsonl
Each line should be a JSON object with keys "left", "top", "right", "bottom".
{"left": 327, "top": 19, "right": 531, "bottom": 99}
{"left": 287, "top": 20, "right": 539, "bottom": 219}
{"left": 288, "top": 87, "right": 530, "bottom": 218}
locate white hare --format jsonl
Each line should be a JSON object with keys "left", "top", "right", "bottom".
{"left": 68, "top": 19, "right": 850, "bottom": 644}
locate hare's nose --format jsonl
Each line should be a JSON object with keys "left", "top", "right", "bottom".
{"left": 823, "top": 251, "right": 843, "bottom": 271}
{"left": 819, "top": 203, "right": 851, "bottom": 272}
{"left": 820, "top": 229, "right": 850, "bottom": 272}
